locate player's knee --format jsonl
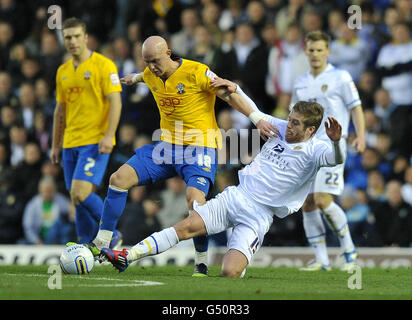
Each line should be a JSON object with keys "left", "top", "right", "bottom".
{"left": 314, "top": 194, "right": 333, "bottom": 211}
{"left": 302, "top": 195, "right": 316, "bottom": 212}
{"left": 109, "top": 171, "right": 130, "bottom": 190}
{"left": 221, "top": 267, "right": 242, "bottom": 278}
{"left": 70, "top": 188, "right": 90, "bottom": 205}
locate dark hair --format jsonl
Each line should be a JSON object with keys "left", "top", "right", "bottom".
{"left": 62, "top": 17, "right": 87, "bottom": 33}
{"left": 304, "top": 30, "right": 331, "bottom": 47}
{"left": 292, "top": 101, "right": 324, "bottom": 134}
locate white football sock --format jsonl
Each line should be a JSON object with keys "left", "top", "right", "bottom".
{"left": 303, "top": 209, "right": 329, "bottom": 266}
{"left": 128, "top": 227, "right": 179, "bottom": 262}
{"left": 322, "top": 202, "right": 355, "bottom": 253}
{"left": 93, "top": 229, "right": 113, "bottom": 250}
{"left": 194, "top": 251, "right": 208, "bottom": 266}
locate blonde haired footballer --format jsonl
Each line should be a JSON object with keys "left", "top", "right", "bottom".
{"left": 99, "top": 93, "right": 345, "bottom": 278}
{"left": 86, "top": 35, "right": 278, "bottom": 277}
{"left": 51, "top": 18, "right": 122, "bottom": 246}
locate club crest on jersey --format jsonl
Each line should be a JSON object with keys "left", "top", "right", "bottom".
{"left": 321, "top": 84, "right": 328, "bottom": 92}
{"left": 293, "top": 146, "right": 302, "bottom": 151}
{"left": 176, "top": 82, "right": 185, "bottom": 94}
{"left": 84, "top": 71, "right": 91, "bottom": 80}
{"left": 272, "top": 144, "right": 285, "bottom": 153}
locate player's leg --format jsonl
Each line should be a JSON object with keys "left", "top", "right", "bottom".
{"left": 93, "top": 163, "right": 137, "bottom": 249}
{"left": 62, "top": 146, "right": 102, "bottom": 245}
{"left": 222, "top": 223, "right": 262, "bottom": 278}
{"left": 102, "top": 184, "right": 231, "bottom": 273}
{"left": 221, "top": 249, "right": 248, "bottom": 278}
{"left": 101, "top": 207, "right": 209, "bottom": 272}
{"left": 179, "top": 146, "right": 218, "bottom": 277}
{"left": 314, "top": 192, "right": 357, "bottom": 270}
{"left": 95, "top": 143, "right": 175, "bottom": 250}
{"left": 301, "top": 193, "right": 331, "bottom": 270}
{"left": 186, "top": 185, "right": 209, "bottom": 276}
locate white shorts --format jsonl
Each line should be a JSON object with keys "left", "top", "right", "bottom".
{"left": 194, "top": 185, "right": 287, "bottom": 263}
{"left": 312, "top": 139, "right": 347, "bottom": 196}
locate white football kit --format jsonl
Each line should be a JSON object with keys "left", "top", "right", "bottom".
{"left": 194, "top": 117, "right": 341, "bottom": 263}
{"left": 290, "top": 63, "right": 361, "bottom": 195}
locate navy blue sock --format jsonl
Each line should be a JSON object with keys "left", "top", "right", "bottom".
{"left": 100, "top": 186, "right": 128, "bottom": 232}
{"left": 193, "top": 235, "right": 209, "bottom": 253}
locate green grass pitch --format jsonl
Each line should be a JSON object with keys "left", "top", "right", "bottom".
{"left": 1, "top": 265, "right": 412, "bottom": 300}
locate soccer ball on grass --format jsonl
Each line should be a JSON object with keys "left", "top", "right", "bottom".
{"left": 59, "top": 244, "right": 94, "bottom": 274}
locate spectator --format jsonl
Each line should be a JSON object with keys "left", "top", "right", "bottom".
{"left": 34, "top": 78, "right": 55, "bottom": 120}
{"left": 346, "top": 147, "right": 391, "bottom": 190}
{"left": 0, "top": 170, "right": 24, "bottom": 243}
{"left": 170, "top": 7, "right": 199, "bottom": 57}
{"left": 108, "top": 123, "right": 137, "bottom": 174}
{"left": 7, "top": 44, "right": 28, "bottom": 82}
{"left": 0, "top": 142, "right": 10, "bottom": 176}
{"left": 218, "top": 0, "right": 248, "bottom": 32}
{"left": 17, "top": 58, "right": 42, "bottom": 86}
{"left": 157, "top": 176, "right": 188, "bottom": 229}
{"left": 0, "top": 105, "right": 18, "bottom": 141}
{"left": 41, "top": 160, "right": 66, "bottom": 196}
{"left": 328, "top": 24, "right": 370, "bottom": 83}
{"left": 44, "top": 202, "right": 76, "bottom": 245}
{"left": 33, "top": 111, "right": 50, "bottom": 154}
{"left": 113, "top": 37, "right": 135, "bottom": 78}
{"left": 339, "top": 187, "right": 377, "bottom": 246}
{"left": 395, "top": 0, "right": 412, "bottom": 24}
{"left": 301, "top": 10, "right": 323, "bottom": 34}
{"left": 38, "top": 32, "right": 63, "bottom": 88}
{"left": 327, "top": 9, "right": 344, "bottom": 40}
{"left": 22, "top": 176, "right": 70, "bottom": 244}
{"left": 118, "top": 185, "right": 161, "bottom": 245}
{"left": 246, "top": 0, "right": 268, "bottom": 39}
{"left": 9, "top": 124, "right": 27, "bottom": 167}
{"left": 373, "top": 87, "right": 398, "bottom": 132}
{"left": 370, "top": 180, "right": 412, "bottom": 247}
{"left": 232, "top": 23, "right": 272, "bottom": 113}
{"left": 11, "top": 141, "right": 43, "bottom": 203}
{"left": 17, "top": 82, "right": 38, "bottom": 134}
{"left": 266, "top": 22, "right": 308, "bottom": 118}
{"left": 274, "top": 0, "right": 312, "bottom": 38}
{"left": 201, "top": 2, "right": 224, "bottom": 47}
{"left": 0, "top": 21, "right": 14, "bottom": 70}
{"left": 0, "top": 71, "right": 19, "bottom": 108}
{"left": 376, "top": 22, "right": 412, "bottom": 156}
{"left": 401, "top": 166, "right": 412, "bottom": 206}
{"left": 356, "top": 70, "right": 377, "bottom": 110}
{"left": 366, "top": 170, "right": 386, "bottom": 201}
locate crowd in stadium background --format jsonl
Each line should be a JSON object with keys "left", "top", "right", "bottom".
{"left": 0, "top": 0, "right": 411, "bottom": 250}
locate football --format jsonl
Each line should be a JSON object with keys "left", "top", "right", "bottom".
{"left": 59, "top": 244, "right": 94, "bottom": 274}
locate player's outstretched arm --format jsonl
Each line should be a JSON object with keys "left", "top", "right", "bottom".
{"left": 212, "top": 77, "right": 279, "bottom": 141}
{"left": 120, "top": 72, "right": 143, "bottom": 86}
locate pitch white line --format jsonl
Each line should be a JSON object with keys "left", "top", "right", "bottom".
{"left": 5, "top": 273, "right": 164, "bottom": 287}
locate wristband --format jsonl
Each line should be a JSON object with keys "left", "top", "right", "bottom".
{"left": 248, "top": 111, "right": 266, "bottom": 126}
{"left": 132, "top": 73, "right": 140, "bottom": 84}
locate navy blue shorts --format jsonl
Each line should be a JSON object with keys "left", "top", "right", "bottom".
{"left": 126, "top": 141, "right": 217, "bottom": 195}
{"left": 62, "top": 144, "right": 110, "bottom": 190}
